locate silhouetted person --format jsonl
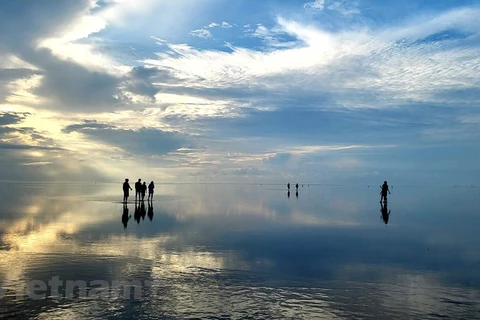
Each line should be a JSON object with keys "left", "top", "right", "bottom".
{"left": 134, "top": 202, "right": 141, "bottom": 224}
{"left": 141, "top": 182, "right": 147, "bottom": 201}
{"left": 123, "top": 178, "right": 132, "bottom": 203}
{"left": 296, "top": 183, "right": 299, "bottom": 190}
{"left": 148, "top": 181, "right": 155, "bottom": 201}
{"left": 140, "top": 201, "right": 146, "bottom": 220}
{"left": 122, "top": 203, "right": 131, "bottom": 228}
{"left": 287, "top": 191, "right": 290, "bottom": 198}
{"left": 135, "top": 179, "right": 142, "bottom": 201}
{"left": 148, "top": 201, "right": 154, "bottom": 221}
{"left": 380, "top": 181, "right": 391, "bottom": 203}
{"left": 287, "top": 183, "right": 290, "bottom": 190}
{"left": 381, "top": 202, "right": 391, "bottom": 224}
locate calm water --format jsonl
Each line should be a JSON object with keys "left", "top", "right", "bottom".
{"left": 0, "top": 182, "right": 479, "bottom": 319}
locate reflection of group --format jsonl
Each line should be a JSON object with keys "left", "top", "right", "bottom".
{"left": 121, "top": 178, "right": 156, "bottom": 229}
{"left": 122, "top": 201, "right": 154, "bottom": 229}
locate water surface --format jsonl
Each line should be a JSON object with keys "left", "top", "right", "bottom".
{"left": 0, "top": 182, "right": 479, "bottom": 319}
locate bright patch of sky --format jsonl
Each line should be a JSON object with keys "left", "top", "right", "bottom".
{"left": 0, "top": 0, "right": 479, "bottom": 184}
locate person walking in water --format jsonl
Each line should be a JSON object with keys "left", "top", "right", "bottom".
{"left": 295, "top": 183, "right": 299, "bottom": 191}
{"left": 135, "top": 179, "right": 142, "bottom": 201}
{"left": 380, "top": 181, "right": 391, "bottom": 203}
{"left": 123, "top": 178, "right": 132, "bottom": 203}
{"left": 141, "top": 181, "right": 147, "bottom": 201}
{"left": 148, "top": 181, "right": 155, "bottom": 201}
{"left": 287, "top": 183, "right": 290, "bottom": 190}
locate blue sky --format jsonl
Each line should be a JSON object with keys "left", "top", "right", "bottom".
{"left": 0, "top": 0, "right": 479, "bottom": 184}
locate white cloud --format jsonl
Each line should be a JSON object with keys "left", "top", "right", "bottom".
{"left": 221, "top": 22, "right": 232, "bottom": 28}
{"left": 304, "top": 0, "right": 325, "bottom": 11}
{"left": 190, "top": 28, "right": 213, "bottom": 39}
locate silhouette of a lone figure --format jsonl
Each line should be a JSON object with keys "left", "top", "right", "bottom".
{"left": 381, "top": 202, "right": 391, "bottom": 224}
{"left": 380, "top": 181, "right": 391, "bottom": 203}
{"left": 148, "top": 181, "right": 155, "bottom": 201}
{"left": 123, "top": 178, "right": 132, "bottom": 203}
{"left": 296, "top": 183, "right": 299, "bottom": 190}
{"left": 135, "top": 179, "right": 142, "bottom": 201}
{"left": 122, "top": 203, "right": 131, "bottom": 228}
{"left": 287, "top": 183, "right": 290, "bottom": 190}
{"left": 141, "top": 182, "right": 147, "bottom": 201}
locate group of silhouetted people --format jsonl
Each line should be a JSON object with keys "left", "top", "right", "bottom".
{"left": 122, "top": 178, "right": 155, "bottom": 203}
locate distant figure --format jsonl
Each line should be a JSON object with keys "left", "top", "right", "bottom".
{"left": 122, "top": 203, "right": 131, "bottom": 228}
{"left": 148, "top": 181, "right": 155, "bottom": 201}
{"left": 148, "top": 201, "right": 154, "bottom": 221}
{"left": 141, "top": 182, "right": 147, "bottom": 201}
{"left": 287, "top": 183, "right": 290, "bottom": 190}
{"left": 381, "top": 202, "right": 391, "bottom": 224}
{"left": 135, "top": 179, "right": 142, "bottom": 201}
{"left": 123, "top": 178, "right": 132, "bottom": 203}
{"left": 296, "top": 191, "right": 299, "bottom": 198}
{"left": 287, "top": 191, "right": 290, "bottom": 198}
{"left": 380, "top": 181, "right": 391, "bottom": 203}
{"left": 296, "top": 183, "right": 299, "bottom": 190}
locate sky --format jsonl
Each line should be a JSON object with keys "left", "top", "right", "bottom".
{"left": 0, "top": 0, "right": 479, "bottom": 185}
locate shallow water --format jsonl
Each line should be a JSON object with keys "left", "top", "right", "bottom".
{"left": 0, "top": 182, "right": 479, "bottom": 319}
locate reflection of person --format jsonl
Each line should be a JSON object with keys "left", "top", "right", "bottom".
{"left": 380, "top": 181, "right": 391, "bottom": 203}
{"left": 296, "top": 191, "right": 298, "bottom": 198}
{"left": 141, "top": 182, "right": 147, "bottom": 201}
{"left": 123, "top": 178, "right": 132, "bottom": 203}
{"left": 148, "top": 181, "right": 155, "bottom": 201}
{"left": 148, "top": 201, "right": 154, "bottom": 221}
{"left": 140, "top": 201, "right": 146, "bottom": 220}
{"left": 134, "top": 202, "right": 141, "bottom": 224}
{"left": 122, "top": 204, "right": 131, "bottom": 228}
{"left": 380, "top": 202, "right": 391, "bottom": 224}
{"left": 135, "top": 179, "right": 142, "bottom": 201}
{"left": 287, "top": 191, "right": 290, "bottom": 198}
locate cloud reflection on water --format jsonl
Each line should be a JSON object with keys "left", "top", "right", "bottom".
{"left": 0, "top": 183, "right": 479, "bottom": 318}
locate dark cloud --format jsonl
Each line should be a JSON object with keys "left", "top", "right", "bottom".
{"left": 31, "top": 49, "right": 120, "bottom": 110}
{"left": 124, "top": 66, "right": 183, "bottom": 100}
{"left": 63, "top": 120, "right": 187, "bottom": 156}
{"left": 0, "top": 112, "right": 28, "bottom": 125}
{"left": 0, "top": 1, "right": 126, "bottom": 112}
{"left": 0, "top": 142, "right": 63, "bottom": 151}
{"left": 62, "top": 120, "right": 114, "bottom": 133}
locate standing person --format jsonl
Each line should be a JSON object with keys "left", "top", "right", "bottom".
{"left": 148, "top": 181, "right": 155, "bottom": 201}
{"left": 287, "top": 183, "right": 290, "bottom": 190}
{"left": 380, "top": 181, "right": 391, "bottom": 203}
{"left": 123, "top": 178, "right": 132, "bottom": 203}
{"left": 135, "top": 179, "right": 142, "bottom": 201}
{"left": 296, "top": 183, "right": 299, "bottom": 191}
{"left": 141, "top": 182, "right": 147, "bottom": 201}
